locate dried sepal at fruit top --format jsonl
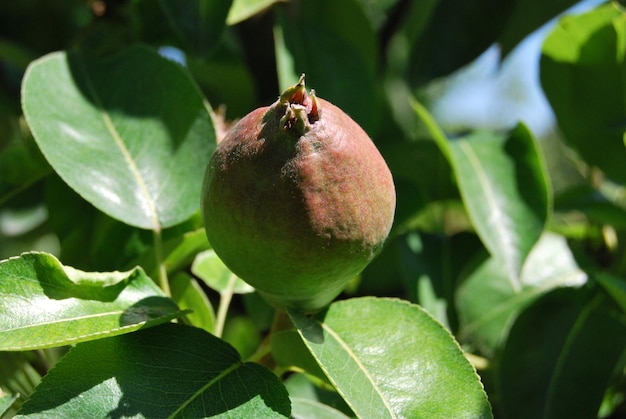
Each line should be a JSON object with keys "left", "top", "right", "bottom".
{"left": 274, "top": 74, "right": 320, "bottom": 135}
{"left": 202, "top": 75, "right": 395, "bottom": 313}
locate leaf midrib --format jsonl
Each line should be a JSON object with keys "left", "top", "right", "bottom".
{"left": 167, "top": 361, "right": 241, "bottom": 418}
{"left": 320, "top": 321, "right": 397, "bottom": 419}
{"left": 78, "top": 55, "right": 161, "bottom": 232}
{"left": 457, "top": 139, "right": 521, "bottom": 291}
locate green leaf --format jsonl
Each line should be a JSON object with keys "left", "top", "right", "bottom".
{"left": 276, "top": 0, "right": 379, "bottom": 135}
{"left": 0, "top": 392, "right": 19, "bottom": 417}
{"left": 352, "top": 0, "right": 400, "bottom": 30}
{"left": 242, "top": 291, "right": 275, "bottom": 331}
{"left": 222, "top": 316, "right": 262, "bottom": 359}
{"left": 44, "top": 175, "right": 151, "bottom": 272}
{"left": 407, "top": 0, "right": 514, "bottom": 85}
{"left": 457, "top": 232, "right": 587, "bottom": 355}
{"left": 555, "top": 184, "right": 626, "bottom": 229}
{"left": 290, "top": 398, "right": 351, "bottom": 419}
{"left": 289, "top": 297, "right": 492, "bottom": 418}
{"left": 160, "top": 0, "right": 232, "bottom": 56}
{"left": 187, "top": 51, "right": 258, "bottom": 120}
{"left": 497, "top": 0, "right": 580, "bottom": 57}
{"left": 284, "top": 373, "right": 354, "bottom": 418}
{"left": 0, "top": 351, "right": 43, "bottom": 399}
{"left": 170, "top": 272, "right": 215, "bottom": 333}
{"left": 16, "top": 323, "right": 291, "bottom": 418}
{"left": 541, "top": 4, "right": 626, "bottom": 184}
{"left": 451, "top": 125, "right": 550, "bottom": 283}
{"left": 21, "top": 45, "right": 216, "bottom": 230}
{"left": 0, "top": 37, "right": 37, "bottom": 71}
{"left": 497, "top": 287, "right": 626, "bottom": 419}
{"left": 0, "top": 140, "right": 50, "bottom": 206}
{"left": 414, "top": 101, "right": 551, "bottom": 284}
{"left": 394, "top": 232, "right": 485, "bottom": 324}
{"left": 378, "top": 140, "right": 456, "bottom": 227}
{"left": 227, "top": 0, "right": 281, "bottom": 25}
{"left": 596, "top": 272, "right": 626, "bottom": 315}
{"left": 132, "top": 227, "right": 210, "bottom": 278}
{"left": 271, "top": 328, "right": 328, "bottom": 381}
{"left": 0, "top": 252, "right": 183, "bottom": 350}
{"left": 191, "top": 249, "right": 254, "bottom": 294}
{"left": 161, "top": 227, "right": 210, "bottom": 273}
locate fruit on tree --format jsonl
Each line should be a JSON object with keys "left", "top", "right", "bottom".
{"left": 201, "top": 75, "right": 395, "bottom": 312}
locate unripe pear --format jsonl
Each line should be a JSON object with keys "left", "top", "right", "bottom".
{"left": 201, "top": 76, "right": 395, "bottom": 312}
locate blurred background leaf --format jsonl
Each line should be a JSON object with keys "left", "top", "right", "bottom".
{"left": 159, "top": 0, "right": 232, "bottom": 57}
{"left": 275, "top": 0, "right": 379, "bottom": 135}
{"left": 541, "top": 3, "right": 626, "bottom": 184}
{"left": 496, "top": 287, "right": 626, "bottom": 418}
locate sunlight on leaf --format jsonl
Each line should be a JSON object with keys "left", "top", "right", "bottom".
{"left": 290, "top": 398, "right": 350, "bottom": 419}
{"left": 0, "top": 392, "right": 18, "bottom": 417}
{"left": 0, "top": 252, "right": 184, "bottom": 350}
{"left": 191, "top": 249, "right": 254, "bottom": 294}
{"left": 21, "top": 46, "right": 216, "bottom": 230}
{"left": 413, "top": 97, "right": 550, "bottom": 286}
{"left": 227, "top": 0, "right": 281, "bottom": 25}
{"left": 289, "top": 297, "right": 492, "bottom": 418}
{"left": 16, "top": 323, "right": 291, "bottom": 418}
{"left": 448, "top": 125, "right": 550, "bottom": 285}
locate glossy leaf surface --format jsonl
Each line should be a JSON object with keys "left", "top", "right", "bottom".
{"left": 289, "top": 297, "right": 492, "bottom": 418}
{"left": 416, "top": 100, "right": 550, "bottom": 285}
{"left": 17, "top": 323, "right": 291, "bottom": 418}
{"left": 0, "top": 252, "right": 183, "bottom": 350}
{"left": 21, "top": 46, "right": 216, "bottom": 230}
{"left": 450, "top": 125, "right": 549, "bottom": 283}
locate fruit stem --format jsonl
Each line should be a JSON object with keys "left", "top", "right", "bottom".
{"left": 214, "top": 273, "right": 237, "bottom": 338}
{"left": 153, "top": 228, "right": 171, "bottom": 297}
{"left": 245, "top": 309, "right": 293, "bottom": 374}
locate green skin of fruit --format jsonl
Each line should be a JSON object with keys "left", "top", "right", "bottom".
{"left": 202, "top": 78, "right": 395, "bottom": 313}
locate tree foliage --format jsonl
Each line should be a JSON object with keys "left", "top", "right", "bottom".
{"left": 1, "top": 0, "right": 626, "bottom": 418}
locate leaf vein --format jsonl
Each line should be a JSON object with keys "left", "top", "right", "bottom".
{"left": 321, "top": 322, "right": 397, "bottom": 418}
